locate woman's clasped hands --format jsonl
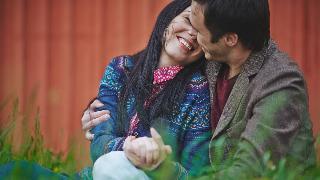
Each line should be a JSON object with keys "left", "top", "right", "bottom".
{"left": 81, "top": 99, "right": 172, "bottom": 170}
{"left": 123, "top": 128, "right": 172, "bottom": 171}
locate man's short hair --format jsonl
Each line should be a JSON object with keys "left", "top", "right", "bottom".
{"left": 194, "top": 0, "right": 270, "bottom": 51}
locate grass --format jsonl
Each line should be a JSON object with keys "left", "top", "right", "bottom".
{"left": 0, "top": 98, "right": 319, "bottom": 179}
{"left": 0, "top": 98, "right": 77, "bottom": 175}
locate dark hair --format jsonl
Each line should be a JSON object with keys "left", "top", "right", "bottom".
{"left": 117, "top": 0, "right": 206, "bottom": 134}
{"left": 194, "top": 0, "right": 270, "bottom": 51}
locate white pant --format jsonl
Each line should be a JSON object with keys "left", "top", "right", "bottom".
{"left": 93, "top": 151, "right": 150, "bottom": 180}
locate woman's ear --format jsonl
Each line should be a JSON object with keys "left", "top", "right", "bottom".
{"left": 163, "top": 27, "right": 169, "bottom": 39}
{"left": 162, "top": 27, "right": 169, "bottom": 47}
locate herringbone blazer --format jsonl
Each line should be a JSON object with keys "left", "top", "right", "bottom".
{"left": 205, "top": 40, "right": 316, "bottom": 177}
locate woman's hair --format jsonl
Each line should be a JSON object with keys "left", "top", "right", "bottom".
{"left": 117, "top": 0, "right": 206, "bottom": 134}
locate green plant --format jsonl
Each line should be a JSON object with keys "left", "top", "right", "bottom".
{"left": 0, "top": 97, "right": 319, "bottom": 179}
{"left": 0, "top": 98, "right": 77, "bottom": 175}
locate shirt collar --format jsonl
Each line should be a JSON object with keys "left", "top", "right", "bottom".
{"left": 153, "top": 65, "right": 184, "bottom": 84}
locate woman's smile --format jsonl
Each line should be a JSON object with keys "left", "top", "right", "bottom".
{"left": 177, "top": 35, "right": 194, "bottom": 52}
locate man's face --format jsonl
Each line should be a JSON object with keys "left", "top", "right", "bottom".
{"left": 190, "top": 1, "right": 229, "bottom": 62}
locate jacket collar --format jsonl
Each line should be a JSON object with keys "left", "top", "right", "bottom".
{"left": 206, "top": 39, "right": 277, "bottom": 139}
{"left": 241, "top": 39, "right": 277, "bottom": 77}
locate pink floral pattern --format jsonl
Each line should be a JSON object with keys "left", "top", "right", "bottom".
{"left": 127, "top": 65, "right": 184, "bottom": 136}
{"left": 153, "top": 65, "right": 184, "bottom": 84}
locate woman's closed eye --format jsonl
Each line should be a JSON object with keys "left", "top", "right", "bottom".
{"left": 183, "top": 16, "right": 191, "bottom": 24}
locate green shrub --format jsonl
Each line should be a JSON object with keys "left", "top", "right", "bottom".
{"left": 0, "top": 98, "right": 319, "bottom": 179}
{"left": 0, "top": 98, "right": 77, "bottom": 175}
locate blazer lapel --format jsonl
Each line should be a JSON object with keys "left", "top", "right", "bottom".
{"left": 212, "top": 73, "right": 249, "bottom": 138}
{"left": 206, "top": 61, "right": 222, "bottom": 107}
{"left": 210, "top": 40, "right": 275, "bottom": 139}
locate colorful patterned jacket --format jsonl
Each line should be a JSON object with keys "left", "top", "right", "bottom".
{"left": 90, "top": 55, "right": 212, "bottom": 178}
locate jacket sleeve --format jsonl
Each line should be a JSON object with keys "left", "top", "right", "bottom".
{"left": 179, "top": 89, "right": 212, "bottom": 177}
{"left": 90, "top": 57, "right": 128, "bottom": 162}
{"left": 212, "top": 67, "right": 316, "bottom": 179}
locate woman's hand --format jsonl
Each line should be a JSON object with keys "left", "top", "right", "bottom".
{"left": 123, "top": 128, "right": 172, "bottom": 170}
{"left": 81, "top": 99, "right": 110, "bottom": 140}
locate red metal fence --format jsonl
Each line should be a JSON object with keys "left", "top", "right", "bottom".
{"left": 0, "top": 0, "right": 319, "bottom": 164}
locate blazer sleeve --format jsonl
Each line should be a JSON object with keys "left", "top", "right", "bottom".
{"left": 90, "top": 56, "right": 128, "bottom": 162}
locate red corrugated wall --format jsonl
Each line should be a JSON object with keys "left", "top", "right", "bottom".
{"left": 0, "top": 0, "right": 319, "bottom": 165}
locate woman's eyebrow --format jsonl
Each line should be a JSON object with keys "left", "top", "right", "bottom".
{"left": 181, "top": 11, "right": 191, "bottom": 16}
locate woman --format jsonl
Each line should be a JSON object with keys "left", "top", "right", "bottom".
{"left": 81, "top": 0, "right": 212, "bottom": 179}
{"left": 0, "top": 0, "right": 211, "bottom": 179}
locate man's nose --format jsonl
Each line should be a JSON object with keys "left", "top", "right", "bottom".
{"left": 196, "top": 34, "right": 204, "bottom": 47}
{"left": 188, "top": 28, "right": 197, "bottom": 39}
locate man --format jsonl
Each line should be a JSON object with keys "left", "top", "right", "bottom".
{"left": 188, "top": 0, "right": 316, "bottom": 178}
{"left": 82, "top": 0, "right": 316, "bottom": 178}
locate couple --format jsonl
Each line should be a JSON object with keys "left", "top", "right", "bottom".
{"left": 0, "top": 0, "right": 315, "bottom": 179}
{"left": 82, "top": 0, "right": 315, "bottom": 179}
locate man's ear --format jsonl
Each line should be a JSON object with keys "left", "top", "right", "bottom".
{"left": 223, "top": 33, "right": 238, "bottom": 47}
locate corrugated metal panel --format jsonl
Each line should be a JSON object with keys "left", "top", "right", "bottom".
{"left": 0, "top": 0, "right": 319, "bottom": 161}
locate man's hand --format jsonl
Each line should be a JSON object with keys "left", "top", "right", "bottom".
{"left": 123, "top": 128, "right": 172, "bottom": 170}
{"left": 81, "top": 99, "right": 110, "bottom": 140}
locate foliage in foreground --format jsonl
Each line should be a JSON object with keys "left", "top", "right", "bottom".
{"left": 195, "top": 136, "right": 320, "bottom": 180}
{"left": 0, "top": 98, "right": 319, "bottom": 179}
{"left": 0, "top": 98, "right": 77, "bottom": 175}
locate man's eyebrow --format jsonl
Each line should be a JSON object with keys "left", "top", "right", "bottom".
{"left": 181, "top": 10, "right": 191, "bottom": 15}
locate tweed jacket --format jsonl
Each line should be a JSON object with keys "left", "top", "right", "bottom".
{"left": 205, "top": 40, "right": 316, "bottom": 177}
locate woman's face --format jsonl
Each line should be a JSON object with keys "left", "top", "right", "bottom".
{"left": 162, "top": 7, "right": 203, "bottom": 66}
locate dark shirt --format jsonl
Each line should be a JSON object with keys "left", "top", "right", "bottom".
{"left": 212, "top": 64, "right": 238, "bottom": 130}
